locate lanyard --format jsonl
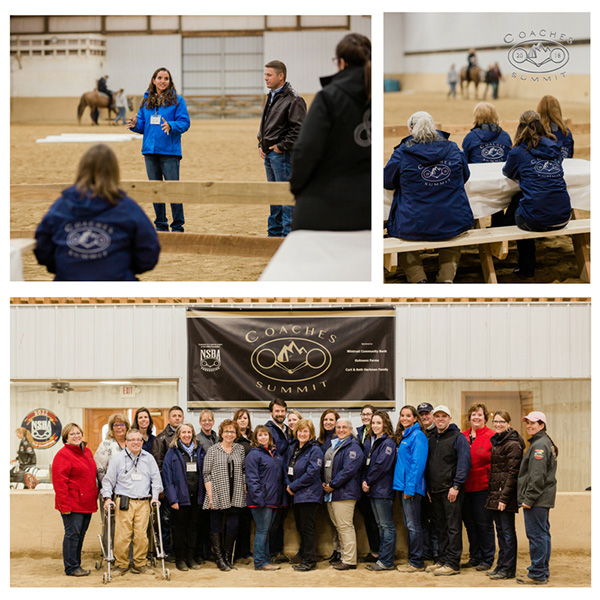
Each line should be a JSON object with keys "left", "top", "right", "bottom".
{"left": 124, "top": 449, "right": 140, "bottom": 473}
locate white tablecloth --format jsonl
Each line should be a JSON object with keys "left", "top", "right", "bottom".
{"left": 384, "top": 158, "right": 590, "bottom": 220}
{"left": 259, "top": 230, "right": 371, "bottom": 281}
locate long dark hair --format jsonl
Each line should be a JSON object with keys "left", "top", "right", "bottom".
{"left": 133, "top": 407, "right": 155, "bottom": 436}
{"left": 233, "top": 408, "right": 253, "bottom": 439}
{"left": 318, "top": 409, "right": 340, "bottom": 444}
{"left": 336, "top": 33, "right": 371, "bottom": 103}
{"left": 143, "top": 67, "right": 178, "bottom": 110}
{"left": 368, "top": 410, "right": 394, "bottom": 438}
{"left": 394, "top": 405, "right": 424, "bottom": 444}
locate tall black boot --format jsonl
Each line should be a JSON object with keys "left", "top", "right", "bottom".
{"left": 210, "top": 533, "right": 230, "bottom": 572}
{"left": 223, "top": 534, "right": 238, "bottom": 570}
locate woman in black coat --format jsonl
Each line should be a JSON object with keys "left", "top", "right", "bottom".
{"left": 484, "top": 410, "right": 525, "bottom": 579}
{"left": 290, "top": 33, "right": 371, "bottom": 231}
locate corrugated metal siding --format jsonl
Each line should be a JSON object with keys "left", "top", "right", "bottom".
{"left": 11, "top": 302, "right": 590, "bottom": 382}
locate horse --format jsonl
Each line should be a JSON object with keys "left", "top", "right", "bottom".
{"left": 77, "top": 90, "right": 134, "bottom": 125}
{"left": 459, "top": 65, "right": 484, "bottom": 99}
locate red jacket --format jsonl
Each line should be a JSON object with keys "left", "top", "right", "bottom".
{"left": 461, "top": 426, "right": 494, "bottom": 492}
{"left": 53, "top": 443, "right": 99, "bottom": 513}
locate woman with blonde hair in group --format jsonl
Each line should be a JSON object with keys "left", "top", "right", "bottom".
{"left": 94, "top": 412, "right": 130, "bottom": 487}
{"left": 384, "top": 111, "right": 473, "bottom": 283}
{"left": 537, "top": 95, "right": 574, "bottom": 158}
{"left": 462, "top": 102, "right": 512, "bottom": 164}
{"left": 287, "top": 409, "right": 303, "bottom": 434}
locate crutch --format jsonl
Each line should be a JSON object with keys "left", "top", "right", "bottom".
{"left": 100, "top": 502, "right": 115, "bottom": 584}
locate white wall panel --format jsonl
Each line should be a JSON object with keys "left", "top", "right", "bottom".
{"left": 488, "top": 304, "right": 509, "bottom": 371}
{"left": 449, "top": 304, "right": 469, "bottom": 377}
{"left": 429, "top": 305, "right": 449, "bottom": 377}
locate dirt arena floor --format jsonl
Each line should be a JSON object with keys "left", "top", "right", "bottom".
{"left": 10, "top": 550, "right": 590, "bottom": 587}
{"left": 11, "top": 118, "right": 275, "bottom": 281}
{"left": 383, "top": 91, "right": 591, "bottom": 284}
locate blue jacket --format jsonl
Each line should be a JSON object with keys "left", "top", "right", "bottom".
{"left": 393, "top": 423, "right": 428, "bottom": 497}
{"left": 142, "top": 433, "right": 156, "bottom": 455}
{"left": 285, "top": 440, "right": 324, "bottom": 504}
{"left": 462, "top": 124, "right": 512, "bottom": 163}
{"left": 265, "top": 420, "right": 292, "bottom": 456}
{"left": 161, "top": 443, "right": 205, "bottom": 506}
{"left": 131, "top": 93, "right": 190, "bottom": 157}
{"left": 549, "top": 121, "right": 574, "bottom": 158}
{"left": 319, "top": 429, "right": 337, "bottom": 454}
{"left": 34, "top": 185, "right": 160, "bottom": 281}
{"left": 326, "top": 436, "right": 364, "bottom": 501}
{"left": 362, "top": 434, "right": 396, "bottom": 499}
{"left": 384, "top": 135, "right": 474, "bottom": 240}
{"left": 245, "top": 445, "right": 286, "bottom": 508}
{"left": 503, "top": 138, "right": 572, "bottom": 227}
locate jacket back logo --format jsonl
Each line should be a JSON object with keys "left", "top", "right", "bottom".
{"left": 481, "top": 145, "right": 506, "bottom": 161}
{"left": 420, "top": 163, "right": 451, "bottom": 184}
{"left": 532, "top": 159, "right": 561, "bottom": 175}
{"left": 66, "top": 226, "right": 111, "bottom": 255}
{"left": 250, "top": 337, "right": 332, "bottom": 383}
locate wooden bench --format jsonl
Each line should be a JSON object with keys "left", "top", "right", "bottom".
{"left": 384, "top": 218, "right": 590, "bottom": 283}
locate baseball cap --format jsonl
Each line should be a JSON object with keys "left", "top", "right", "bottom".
{"left": 522, "top": 411, "right": 547, "bottom": 424}
{"left": 417, "top": 402, "right": 434, "bottom": 414}
{"left": 432, "top": 405, "right": 452, "bottom": 418}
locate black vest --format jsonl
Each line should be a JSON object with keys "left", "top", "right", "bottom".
{"left": 426, "top": 425, "right": 461, "bottom": 493}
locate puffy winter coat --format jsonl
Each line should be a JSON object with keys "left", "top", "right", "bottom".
{"left": 517, "top": 431, "right": 557, "bottom": 509}
{"left": 393, "top": 423, "right": 428, "bottom": 497}
{"left": 34, "top": 185, "right": 160, "bottom": 281}
{"left": 162, "top": 442, "right": 205, "bottom": 506}
{"left": 53, "top": 443, "right": 99, "bottom": 513}
{"left": 502, "top": 137, "right": 572, "bottom": 227}
{"left": 131, "top": 93, "right": 190, "bottom": 157}
{"left": 462, "top": 123, "right": 512, "bottom": 163}
{"left": 362, "top": 434, "right": 396, "bottom": 499}
{"left": 485, "top": 428, "right": 525, "bottom": 513}
{"left": 246, "top": 445, "right": 286, "bottom": 508}
{"left": 462, "top": 425, "right": 494, "bottom": 493}
{"left": 285, "top": 439, "right": 324, "bottom": 504}
{"left": 384, "top": 134, "right": 474, "bottom": 240}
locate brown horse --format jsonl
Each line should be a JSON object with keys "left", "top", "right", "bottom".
{"left": 77, "top": 91, "right": 133, "bottom": 125}
{"left": 459, "top": 65, "right": 484, "bottom": 99}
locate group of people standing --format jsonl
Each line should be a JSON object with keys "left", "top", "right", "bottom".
{"left": 51, "top": 400, "right": 557, "bottom": 585}
{"left": 384, "top": 94, "right": 574, "bottom": 282}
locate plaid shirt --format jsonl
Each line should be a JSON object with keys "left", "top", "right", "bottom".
{"left": 202, "top": 442, "right": 246, "bottom": 510}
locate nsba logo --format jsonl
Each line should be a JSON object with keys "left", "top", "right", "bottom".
{"left": 22, "top": 409, "right": 62, "bottom": 449}
{"left": 250, "top": 337, "right": 332, "bottom": 383}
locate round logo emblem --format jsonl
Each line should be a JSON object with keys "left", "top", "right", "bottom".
{"left": 250, "top": 337, "right": 332, "bottom": 382}
{"left": 508, "top": 39, "right": 570, "bottom": 74}
{"left": 421, "top": 164, "right": 451, "bottom": 183}
{"left": 481, "top": 145, "right": 506, "bottom": 160}
{"left": 21, "top": 409, "right": 62, "bottom": 449}
{"left": 533, "top": 159, "right": 561, "bottom": 175}
{"left": 66, "top": 226, "right": 111, "bottom": 254}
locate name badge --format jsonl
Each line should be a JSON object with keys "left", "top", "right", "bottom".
{"left": 325, "top": 460, "right": 332, "bottom": 468}
{"left": 131, "top": 473, "right": 142, "bottom": 481}
{"left": 366, "top": 458, "right": 371, "bottom": 466}
{"left": 288, "top": 467, "right": 294, "bottom": 476}
{"left": 150, "top": 114, "right": 161, "bottom": 125}
{"left": 186, "top": 463, "right": 197, "bottom": 472}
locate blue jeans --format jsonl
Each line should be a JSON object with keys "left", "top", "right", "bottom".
{"left": 401, "top": 493, "right": 425, "bottom": 568}
{"left": 61, "top": 512, "right": 92, "bottom": 574}
{"left": 264, "top": 149, "right": 293, "bottom": 237}
{"left": 493, "top": 510, "right": 517, "bottom": 575}
{"left": 523, "top": 506, "right": 551, "bottom": 581}
{"left": 251, "top": 507, "right": 277, "bottom": 568}
{"left": 144, "top": 154, "right": 184, "bottom": 232}
{"left": 370, "top": 498, "right": 396, "bottom": 568}
{"left": 462, "top": 490, "right": 496, "bottom": 567}
{"left": 115, "top": 107, "right": 126, "bottom": 125}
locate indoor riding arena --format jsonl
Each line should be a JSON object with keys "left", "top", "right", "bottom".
{"left": 383, "top": 13, "right": 590, "bottom": 284}
{"left": 10, "top": 15, "right": 371, "bottom": 281}
{"left": 10, "top": 297, "right": 591, "bottom": 588}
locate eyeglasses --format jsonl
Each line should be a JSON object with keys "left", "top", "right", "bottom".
{"left": 492, "top": 420, "right": 507, "bottom": 424}
{"left": 113, "top": 423, "right": 126, "bottom": 428}
{"left": 222, "top": 430, "right": 236, "bottom": 435}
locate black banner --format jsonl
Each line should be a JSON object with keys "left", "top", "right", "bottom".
{"left": 187, "top": 309, "right": 395, "bottom": 408}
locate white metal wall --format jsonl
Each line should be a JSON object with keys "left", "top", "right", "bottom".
{"left": 10, "top": 302, "right": 590, "bottom": 399}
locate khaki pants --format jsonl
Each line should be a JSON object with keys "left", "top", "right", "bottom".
{"left": 114, "top": 498, "right": 150, "bottom": 569}
{"left": 399, "top": 248, "right": 462, "bottom": 283}
{"left": 327, "top": 500, "right": 357, "bottom": 565}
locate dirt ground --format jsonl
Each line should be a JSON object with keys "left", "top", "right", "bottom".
{"left": 10, "top": 550, "right": 590, "bottom": 587}
{"left": 383, "top": 91, "right": 590, "bottom": 284}
{"left": 10, "top": 119, "right": 273, "bottom": 282}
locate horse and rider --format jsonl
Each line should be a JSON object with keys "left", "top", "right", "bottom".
{"left": 459, "top": 48, "right": 484, "bottom": 99}
{"left": 77, "top": 75, "right": 133, "bottom": 125}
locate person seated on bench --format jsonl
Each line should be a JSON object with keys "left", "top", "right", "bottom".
{"left": 502, "top": 110, "right": 572, "bottom": 280}
{"left": 384, "top": 111, "right": 473, "bottom": 283}
{"left": 537, "top": 95, "right": 574, "bottom": 159}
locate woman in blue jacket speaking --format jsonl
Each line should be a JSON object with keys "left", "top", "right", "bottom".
{"left": 502, "top": 110, "right": 572, "bottom": 279}
{"left": 285, "top": 418, "right": 324, "bottom": 572}
{"left": 384, "top": 111, "right": 473, "bottom": 283}
{"left": 161, "top": 422, "right": 206, "bottom": 572}
{"left": 322, "top": 419, "right": 364, "bottom": 570}
{"left": 393, "top": 405, "right": 429, "bottom": 573}
{"left": 127, "top": 67, "right": 190, "bottom": 232}
{"left": 361, "top": 411, "right": 397, "bottom": 572}
{"left": 246, "top": 425, "right": 286, "bottom": 571}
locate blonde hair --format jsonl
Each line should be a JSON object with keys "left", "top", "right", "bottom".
{"left": 537, "top": 95, "right": 569, "bottom": 136}
{"left": 106, "top": 413, "right": 130, "bottom": 439}
{"left": 75, "top": 144, "right": 123, "bottom": 206}
{"left": 293, "top": 418, "right": 316, "bottom": 440}
{"left": 473, "top": 102, "right": 500, "bottom": 126}
{"left": 408, "top": 111, "right": 439, "bottom": 144}
{"left": 170, "top": 422, "right": 198, "bottom": 448}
